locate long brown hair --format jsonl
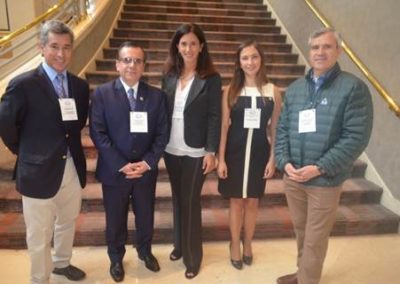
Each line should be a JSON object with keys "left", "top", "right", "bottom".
{"left": 163, "top": 23, "right": 217, "bottom": 78}
{"left": 228, "top": 40, "right": 269, "bottom": 107}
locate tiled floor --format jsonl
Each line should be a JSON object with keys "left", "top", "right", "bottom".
{"left": 1, "top": 234, "right": 399, "bottom": 283}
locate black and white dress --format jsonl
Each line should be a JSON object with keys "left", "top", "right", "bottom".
{"left": 218, "top": 83, "right": 275, "bottom": 198}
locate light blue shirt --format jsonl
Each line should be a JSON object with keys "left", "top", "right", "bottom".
{"left": 42, "top": 62, "right": 69, "bottom": 97}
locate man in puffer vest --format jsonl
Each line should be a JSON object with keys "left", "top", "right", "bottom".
{"left": 275, "top": 27, "right": 373, "bottom": 284}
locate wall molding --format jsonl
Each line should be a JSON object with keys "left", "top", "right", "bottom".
{"left": 0, "top": 0, "right": 10, "bottom": 31}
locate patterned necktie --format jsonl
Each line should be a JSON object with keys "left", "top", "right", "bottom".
{"left": 55, "top": 73, "right": 67, "bottom": 98}
{"left": 127, "top": 88, "right": 136, "bottom": 111}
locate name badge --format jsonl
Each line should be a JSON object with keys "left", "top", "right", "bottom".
{"left": 172, "top": 98, "right": 185, "bottom": 119}
{"left": 130, "top": 111, "right": 148, "bottom": 133}
{"left": 58, "top": 98, "right": 78, "bottom": 121}
{"left": 299, "top": 109, "right": 316, "bottom": 133}
{"left": 244, "top": 108, "right": 261, "bottom": 129}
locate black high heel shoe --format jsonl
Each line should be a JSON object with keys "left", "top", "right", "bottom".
{"left": 229, "top": 242, "right": 243, "bottom": 270}
{"left": 169, "top": 248, "right": 182, "bottom": 261}
{"left": 242, "top": 240, "right": 253, "bottom": 265}
{"left": 242, "top": 254, "right": 253, "bottom": 265}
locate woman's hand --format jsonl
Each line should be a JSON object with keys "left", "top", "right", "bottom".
{"left": 217, "top": 160, "right": 228, "bottom": 179}
{"left": 202, "top": 153, "right": 216, "bottom": 174}
{"left": 264, "top": 159, "right": 276, "bottom": 179}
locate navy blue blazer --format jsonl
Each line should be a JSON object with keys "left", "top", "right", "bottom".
{"left": 0, "top": 65, "right": 89, "bottom": 198}
{"left": 89, "top": 79, "right": 169, "bottom": 186}
{"left": 161, "top": 73, "right": 222, "bottom": 153}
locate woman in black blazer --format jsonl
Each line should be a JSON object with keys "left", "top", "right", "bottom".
{"left": 161, "top": 23, "right": 221, "bottom": 279}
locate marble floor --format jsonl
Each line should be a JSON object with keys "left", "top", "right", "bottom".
{"left": 1, "top": 234, "right": 399, "bottom": 284}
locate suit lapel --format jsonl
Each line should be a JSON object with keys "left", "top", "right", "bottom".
{"left": 114, "top": 78, "right": 131, "bottom": 113}
{"left": 185, "top": 76, "right": 205, "bottom": 109}
{"left": 66, "top": 72, "right": 76, "bottom": 100}
{"left": 36, "top": 65, "right": 59, "bottom": 106}
{"left": 165, "top": 75, "right": 178, "bottom": 115}
{"left": 136, "top": 81, "right": 148, "bottom": 111}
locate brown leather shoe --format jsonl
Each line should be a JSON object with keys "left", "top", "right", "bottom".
{"left": 277, "top": 272, "right": 298, "bottom": 284}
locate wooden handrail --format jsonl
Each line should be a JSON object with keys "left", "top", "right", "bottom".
{"left": 305, "top": 0, "right": 400, "bottom": 117}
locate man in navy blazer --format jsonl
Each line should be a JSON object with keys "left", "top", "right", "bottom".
{"left": 90, "top": 41, "right": 169, "bottom": 282}
{"left": 0, "top": 21, "right": 88, "bottom": 283}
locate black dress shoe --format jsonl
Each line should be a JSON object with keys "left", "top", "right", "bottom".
{"left": 139, "top": 253, "right": 160, "bottom": 272}
{"left": 52, "top": 264, "right": 86, "bottom": 281}
{"left": 110, "top": 262, "right": 124, "bottom": 282}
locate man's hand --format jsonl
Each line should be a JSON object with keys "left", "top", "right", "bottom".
{"left": 285, "top": 163, "right": 321, "bottom": 183}
{"left": 119, "top": 161, "right": 149, "bottom": 179}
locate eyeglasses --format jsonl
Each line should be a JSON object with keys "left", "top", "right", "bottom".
{"left": 118, "top": 57, "right": 144, "bottom": 65}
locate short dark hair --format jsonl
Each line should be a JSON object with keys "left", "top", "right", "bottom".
{"left": 163, "top": 23, "right": 216, "bottom": 78}
{"left": 117, "top": 41, "right": 146, "bottom": 62}
{"left": 39, "top": 20, "right": 74, "bottom": 45}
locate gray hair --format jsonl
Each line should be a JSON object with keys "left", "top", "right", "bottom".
{"left": 308, "top": 27, "right": 342, "bottom": 47}
{"left": 39, "top": 20, "right": 74, "bottom": 46}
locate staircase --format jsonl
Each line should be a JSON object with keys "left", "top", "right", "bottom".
{"left": 0, "top": 0, "right": 398, "bottom": 249}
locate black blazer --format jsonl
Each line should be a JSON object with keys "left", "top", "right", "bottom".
{"left": 0, "top": 65, "right": 89, "bottom": 198}
{"left": 162, "top": 73, "right": 222, "bottom": 153}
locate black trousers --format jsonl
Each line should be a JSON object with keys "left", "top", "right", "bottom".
{"left": 102, "top": 170, "right": 157, "bottom": 264}
{"left": 164, "top": 152, "right": 206, "bottom": 270}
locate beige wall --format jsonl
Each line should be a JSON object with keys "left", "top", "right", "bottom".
{"left": 266, "top": 0, "right": 400, "bottom": 200}
{"left": 7, "top": 0, "right": 36, "bottom": 30}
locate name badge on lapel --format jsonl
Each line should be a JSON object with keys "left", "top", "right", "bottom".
{"left": 299, "top": 109, "right": 316, "bottom": 133}
{"left": 58, "top": 98, "right": 78, "bottom": 121}
{"left": 130, "top": 111, "right": 148, "bottom": 133}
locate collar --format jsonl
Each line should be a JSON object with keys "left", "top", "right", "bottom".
{"left": 306, "top": 63, "right": 341, "bottom": 86}
{"left": 41, "top": 62, "right": 67, "bottom": 82}
{"left": 119, "top": 78, "right": 139, "bottom": 98}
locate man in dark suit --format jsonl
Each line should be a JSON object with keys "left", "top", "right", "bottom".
{"left": 0, "top": 20, "right": 89, "bottom": 283}
{"left": 89, "top": 41, "right": 169, "bottom": 282}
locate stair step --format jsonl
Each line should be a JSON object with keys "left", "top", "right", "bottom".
{"left": 125, "top": 0, "right": 266, "bottom": 10}
{"left": 103, "top": 48, "right": 299, "bottom": 64}
{"left": 120, "top": 11, "right": 276, "bottom": 25}
{"left": 95, "top": 60, "right": 305, "bottom": 75}
{"left": 112, "top": 28, "right": 286, "bottom": 42}
{"left": 109, "top": 38, "right": 289, "bottom": 52}
{"left": 86, "top": 70, "right": 298, "bottom": 87}
{"left": 123, "top": 4, "right": 270, "bottom": 18}
{"left": 117, "top": 19, "right": 281, "bottom": 34}
{"left": 0, "top": 203, "right": 398, "bottom": 249}
{"left": 85, "top": 70, "right": 299, "bottom": 87}
{"left": 0, "top": 175, "right": 382, "bottom": 213}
